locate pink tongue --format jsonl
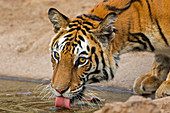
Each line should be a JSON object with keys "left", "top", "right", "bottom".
{"left": 55, "top": 97, "right": 72, "bottom": 109}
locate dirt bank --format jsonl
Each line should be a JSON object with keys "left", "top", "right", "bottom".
{"left": 95, "top": 96, "right": 170, "bottom": 113}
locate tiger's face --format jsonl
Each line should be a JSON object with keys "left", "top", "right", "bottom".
{"left": 48, "top": 8, "right": 118, "bottom": 100}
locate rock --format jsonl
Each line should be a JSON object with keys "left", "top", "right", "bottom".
{"left": 15, "top": 44, "right": 29, "bottom": 53}
{"left": 94, "top": 95, "right": 168, "bottom": 113}
{"left": 153, "top": 96, "right": 170, "bottom": 113}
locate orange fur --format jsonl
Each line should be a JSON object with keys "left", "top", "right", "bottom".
{"left": 48, "top": 0, "right": 170, "bottom": 99}
{"left": 88, "top": 0, "right": 170, "bottom": 54}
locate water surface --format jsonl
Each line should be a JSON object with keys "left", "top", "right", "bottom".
{"left": 0, "top": 78, "right": 133, "bottom": 113}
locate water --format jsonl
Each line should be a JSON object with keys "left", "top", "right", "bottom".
{"left": 0, "top": 77, "right": 133, "bottom": 113}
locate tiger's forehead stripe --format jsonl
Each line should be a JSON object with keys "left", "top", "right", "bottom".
{"left": 53, "top": 30, "right": 90, "bottom": 56}
{"left": 53, "top": 34, "right": 90, "bottom": 62}
{"left": 50, "top": 13, "right": 103, "bottom": 51}
{"left": 51, "top": 16, "right": 98, "bottom": 52}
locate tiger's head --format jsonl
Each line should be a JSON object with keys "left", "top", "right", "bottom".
{"left": 48, "top": 8, "right": 118, "bottom": 101}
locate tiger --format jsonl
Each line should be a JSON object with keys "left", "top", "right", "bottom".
{"left": 48, "top": 0, "right": 170, "bottom": 103}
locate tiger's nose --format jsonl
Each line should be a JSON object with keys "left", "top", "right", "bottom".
{"left": 55, "top": 88, "right": 68, "bottom": 94}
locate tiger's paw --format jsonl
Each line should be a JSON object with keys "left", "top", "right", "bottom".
{"left": 133, "top": 73, "right": 161, "bottom": 95}
{"left": 155, "top": 80, "right": 170, "bottom": 98}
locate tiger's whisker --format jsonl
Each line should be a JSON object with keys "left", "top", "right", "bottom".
{"left": 37, "top": 85, "right": 51, "bottom": 98}
{"left": 76, "top": 95, "right": 85, "bottom": 110}
{"left": 34, "top": 83, "right": 44, "bottom": 92}
{"left": 85, "top": 88, "right": 106, "bottom": 95}
{"left": 48, "top": 93, "right": 55, "bottom": 100}
{"left": 41, "top": 90, "right": 51, "bottom": 100}
{"left": 46, "top": 93, "right": 53, "bottom": 100}
{"left": 78, "top": 94, "right": 95, "bottom": 109}
{"left": 87, "top": 92, "right": 103, "bottom": 108}
{"left": 39, "top": 85, "right": 50, "bottom": 96}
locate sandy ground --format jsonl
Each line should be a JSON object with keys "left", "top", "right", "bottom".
{"left": 0, "top": 0, "right": 154, "bottom": 90}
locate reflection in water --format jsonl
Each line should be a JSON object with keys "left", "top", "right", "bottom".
{"left": 0, "top": 77, "right": 133, "bottom": 113}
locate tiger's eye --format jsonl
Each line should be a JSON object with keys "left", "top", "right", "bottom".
{"left": 54, "top": 52, "right": 59, "bottom": 59}
{"left": 79, "top": 57, "right": 86, "bottom": 63}
{"left": 55, "top": 53, "right": 59, "bottom": 58}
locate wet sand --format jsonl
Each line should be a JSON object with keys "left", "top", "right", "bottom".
{"left": 0, "top": 79, "right": 132, "bottom": 113}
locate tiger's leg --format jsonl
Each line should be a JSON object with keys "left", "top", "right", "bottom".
{"left": 133, "top": 54, "right": 170, "bottom": 95}
{"left": 155, "top": 72, "right": 170, "bottom": 98}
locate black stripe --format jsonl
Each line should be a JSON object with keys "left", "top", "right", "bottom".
{"left": 77, "top": 26, "right": 81, "bottom": 30}
{"left": 155, "top": 19, "right": 169, "bottom": 46}
{"left": 80, "top": 51, "right": 88, "bottom": 55}
{"left": 83, "top": 21, "right": 94, "bottom": 28}
{"left": 94, "top": 54, "right": 99, "bottom": 69}
{"left": 100, "top": 51, "right": 105, "bottom": 68}
{"left": 105, "top": 0, "right": 142, "bottom": 15}
{"left": 110, "top": 67, "right": 114, "bottom": 79}
{"left": 130, "top": 33, "right": 155, "bottom": 51}
{"left": 89, "top": 56, "right": 92, "bottom": 61}
{"left": 83, "top": 25, "right": 90, "bottom": 32}
{"left": 140, "top": 34, "right": 155, "bottom": 51}
{"left": 79, "top": 76, "right": 84, "bottom": 81}
{"left": 90, "top": 35, "right": 98, "bottom": 44}
{"left": 87, "top": 54, "right": 100, "bottom": 79}
{"left": 74, "top": 34, "right": 78, "bottom": 42}
{"left": 91, "top": 9, "right": 94, "bottom": 13}
{"left": 105, "top": 0, "right": 141, "bottom": 15}
{"left": 51, "top": 56, "right": 55, "bottom": 63}
{"left": 81, "top": 29, "right": 86, "bottom": 35}
{"left": 72, "top": 43, "right": 77, "bottom": 46}
{"left": 87, "top": 69, "right": 100, "bottom": 81}
{"left": 76, "top": 15, "right": 85, "bottom": 20}
{"left": 71, "top": 43, "right": 77, "bottom": 53}
{"left": 146, "top": 0, "right": 153, "bottom": 22}
{"left": 105, "top": 2, "right": 131, "bottom": 15}
{"left": 80, "top": 74, "right": 85, "bottom": 78}
{"left": 69, "top": 24, "right": 78, "bottom": 28}
{"left": 85, "top": 63, "right": 92, "bottom": 71}
{"left": 128, "top": 33, "right": 147, "bottom": 50}
{"left": 91, "top": 47, "right": 96, "bottom": 54}
{"left": 72, "top": 47, "right": 75, "bottom": 53}
{"left": 90, "top": 78, "right": 100, "bottom": 83}
{"left": 61, "top": 38, "right": 69, "bottom": 45}
{"left": 77, "top": 41, "right": 82, "bottom": 48}
{"left": 87, "top": 46, "right": 90, "bottom": 52}
{"left": 54, "top": 41, "right": 59, "bottom": 48}
{"left": 63, "top": 42, "right": 71, "bottom": 53}
{"left": 67, "top": 28, "right": 76, "bottom": 33}
{"left": 113, "top": 55, "right": 119, "bottom": 67}
{"left": 72, "top": 20, "right": 82, "bottom": 25}
{"left": 103, "top": 0, "right": 108, "bottom": 2}
{"left": 78, "top": 35, "right": 85, "bottom": 42}
{"left": 64, "top": 34, "right": 73, "bottom": 38}
{"left": 131, "top": 0, "right": 142, "bottom": 5}
{"left": 83, "top": 72, "right": 88, "bottom": 75}
{"left": 68, "top": 37, "right": 74, "bottom": 41}
{"left": 103, "top": 69, "right": 109, "bottom": 80}
{"left": 83, "top": 14, "right": 103, "bottom": 21}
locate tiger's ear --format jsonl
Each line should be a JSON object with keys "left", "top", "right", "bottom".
{"left": 48, "top": 8, "right": 70, "bottom": 33}
{"left": 94, "top": 12, "right": 118, "bottom": 48}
